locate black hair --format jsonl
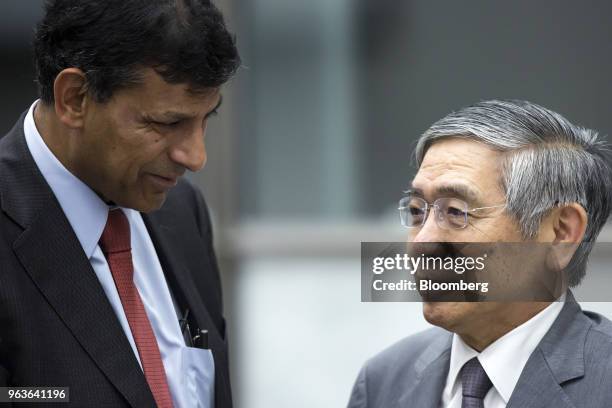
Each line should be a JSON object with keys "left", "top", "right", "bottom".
{"left": 33, "top": 0, "right": 241, "bottom": 103}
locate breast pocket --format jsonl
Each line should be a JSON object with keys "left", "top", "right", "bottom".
{"left": 181, "top": 346, "right": 215, "bottom": 408}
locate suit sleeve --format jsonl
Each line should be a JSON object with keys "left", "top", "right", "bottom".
{"left": 347, "top": 365, "right": 368, "bottom": 408}
{"left": 0, "top": 364, "right": 13, "bottom": 407}
{"left": 0, "top": 363, "right": 8, "bottom": 385}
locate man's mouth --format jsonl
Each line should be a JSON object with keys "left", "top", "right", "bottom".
{"left": 146, "top": 173, "right": 179, "bottom": 189}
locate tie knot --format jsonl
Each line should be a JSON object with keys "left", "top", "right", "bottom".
{"left": 100, "top": 209, "right": 131, "bottom": 254}
{"left": 461, "top": 357, "right": 492, "bottom": 400}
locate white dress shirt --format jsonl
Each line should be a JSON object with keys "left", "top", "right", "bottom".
{"left": 441, "top": 296, "right": 565, "bottom": 408}
{"left": 23, "top": 100, "right": 214, "bottom": 408}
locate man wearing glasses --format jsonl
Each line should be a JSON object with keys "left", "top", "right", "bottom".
{"left": 348, "top": 100, "right": 612, "bottom": 408}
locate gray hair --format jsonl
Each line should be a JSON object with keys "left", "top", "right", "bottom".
{"left": 415, "top": 100, "right": 612, "bottom": 286}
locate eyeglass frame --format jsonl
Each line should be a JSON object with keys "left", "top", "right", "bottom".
{"left": 398, "top": 193, "right": 506, "bottom": 230}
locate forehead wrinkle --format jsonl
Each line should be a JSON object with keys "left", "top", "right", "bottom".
{"left": 415, "top": 142, "right": 503, "bottom": 203}
{"left": 127, "top": 67, "right": 220, "bottom": 110}
{"left": 146, "top": 91, "right": 221, "bottom": 120}
{"left": 419, "top": 155, "right": 481, "bottom": 173}
{"left": 412, "top": 162, "right": 487, "bottom": 204}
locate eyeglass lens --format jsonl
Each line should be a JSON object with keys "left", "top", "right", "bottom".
{"left": 399, "top": 195, "right": 468, "bottom": 229}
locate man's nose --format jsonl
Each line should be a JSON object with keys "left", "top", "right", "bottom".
{"left": 168, "top": 125, "right": 207, "bottom": 172}
{"left": 411, "top": 209, "right": 446, "bottom": 243}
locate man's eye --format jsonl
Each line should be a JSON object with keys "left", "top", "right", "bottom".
{"left": 409, "top": 206, "right": 425, "bottom": 216}
{"left": 446, "top": 207, "right": 464, "bottom": 217}
{"left": 153, "top": 120, "right": 180, "bottom": 127}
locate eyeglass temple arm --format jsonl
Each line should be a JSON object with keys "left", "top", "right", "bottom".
{"left": 468, "top": 203, "right": 506, "bottom": 212}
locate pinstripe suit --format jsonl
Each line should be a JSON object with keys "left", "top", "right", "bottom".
{"left": 348, "top": 292, "right": 612, "bottom": 408}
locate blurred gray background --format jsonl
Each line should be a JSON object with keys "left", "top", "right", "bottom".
{"left": 2, "top": 1, "right": 612, "bottom": 407}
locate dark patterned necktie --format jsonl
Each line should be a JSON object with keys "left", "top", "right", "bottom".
{"left": 461, "top": 357, "right": 492, "bottom": 408}
{"left": 100, "top": 209, "right": 174, "bottom": 408}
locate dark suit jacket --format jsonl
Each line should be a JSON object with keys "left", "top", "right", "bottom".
{"left": 348, "top": 291, "right": 612, "bottom": 408}
{"left": 0, "top": 112, "right": 232, "bottom": 407}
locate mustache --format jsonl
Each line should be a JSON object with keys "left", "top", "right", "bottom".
{"left": 408, "top": 241, "right": 466, "bottom": 258}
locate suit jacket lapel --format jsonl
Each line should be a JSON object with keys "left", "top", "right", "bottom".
{"left": 143, "top": 210, "right": 232, "bottom": 407}
{"left": 506, "top": 349, "right": 577, "bottom": 408}
{"left": 391, "top": 292, "right": 587, "bottom": 408}
{"left": 396, "top": 332, "right": 452, "bottom": 408}
{"left": 507, "top": 292, "right": 588, "bottom": 408}
{"left": 142, "top": 211, "right": 224, "bottom": 346}
{"left": 1, "top": 115, "right": 155, "bottom": 407}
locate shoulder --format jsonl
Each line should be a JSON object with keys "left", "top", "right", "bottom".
{"left": 360, "top": 327, "right": 450, "bottom": 393}
{"left": 349, "top": 327, "right": 450, "bottom": 408}
{"left": 555, "top": 308, "right": 612, "bottom": 404}
{"left": 583, "top": 310, "right": 612, "bottom": 361}
{"left": 364, "top": 327, "right": 449, "bottom": 374}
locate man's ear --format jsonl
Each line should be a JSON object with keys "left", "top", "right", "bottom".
{"left": 552, "top": 203, "right": 588, "bottom": 244}
{"left": 545, "top": 203, "right": 588, "bottom": 272}
{"left": 53, "top": 68, "right": 89, "bottom": 128}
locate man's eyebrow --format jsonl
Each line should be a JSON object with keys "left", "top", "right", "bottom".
{"left": 435, "top": 184, "right": 480, "bottom": 203}
{"left": 155, "top": 111, "right": 193, "bottom": 121}
{"left": 153, "top": 95, "right": 223, "bottom": 121}
{"left": 405, "top": 184, "right": 480, "bottom": 203}
{"left": 404, "top": 186, "right": 425, "bottom": 197}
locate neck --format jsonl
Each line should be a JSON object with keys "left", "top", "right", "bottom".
{"left": 34, "top": 102, "right": 70, "bottom": 167}
{"left": 33, "top": 102, "right": 112, "bottom": 205}
{"left": 458, "top": 301, "right": 551, "bottom": 351}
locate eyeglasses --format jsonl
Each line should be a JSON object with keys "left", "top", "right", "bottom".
{"left": 398, "top": 194, "right": 505, "bottom": 230}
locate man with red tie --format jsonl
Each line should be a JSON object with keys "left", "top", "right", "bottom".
{"left": 0, "top": 1, "right": 240, "bottom": 407}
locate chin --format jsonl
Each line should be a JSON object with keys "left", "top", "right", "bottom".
{"left": 422, "top": 302, "right": 466, "bottom": 331}
{"left": 139, "top": 195, "right": 167, "bottom": 213}
{"left": 116, "top": 192, "right": 167, "bottom": 213}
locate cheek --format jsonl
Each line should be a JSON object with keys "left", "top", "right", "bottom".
{"left": 115, "top": 131, "right": 166, "bottom": 174}
{"left": 131, "top": 127, "right": 170, "bottom": 157}
{"left": 490, "top": 217, "right": 524, "bottom": 240}
{"left": 465, "top": 216, "right": 523, "bottom": 242}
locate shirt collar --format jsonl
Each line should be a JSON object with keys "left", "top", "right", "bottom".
{"left": 23, "top": 99, "right": 110, "bottom": 259}
{"left": 446, "top": 294, "right": 565, "bottom": 403}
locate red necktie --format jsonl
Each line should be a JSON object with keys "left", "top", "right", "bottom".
{"left": 99, "top": 209, "right": 174, "bottom": 408}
